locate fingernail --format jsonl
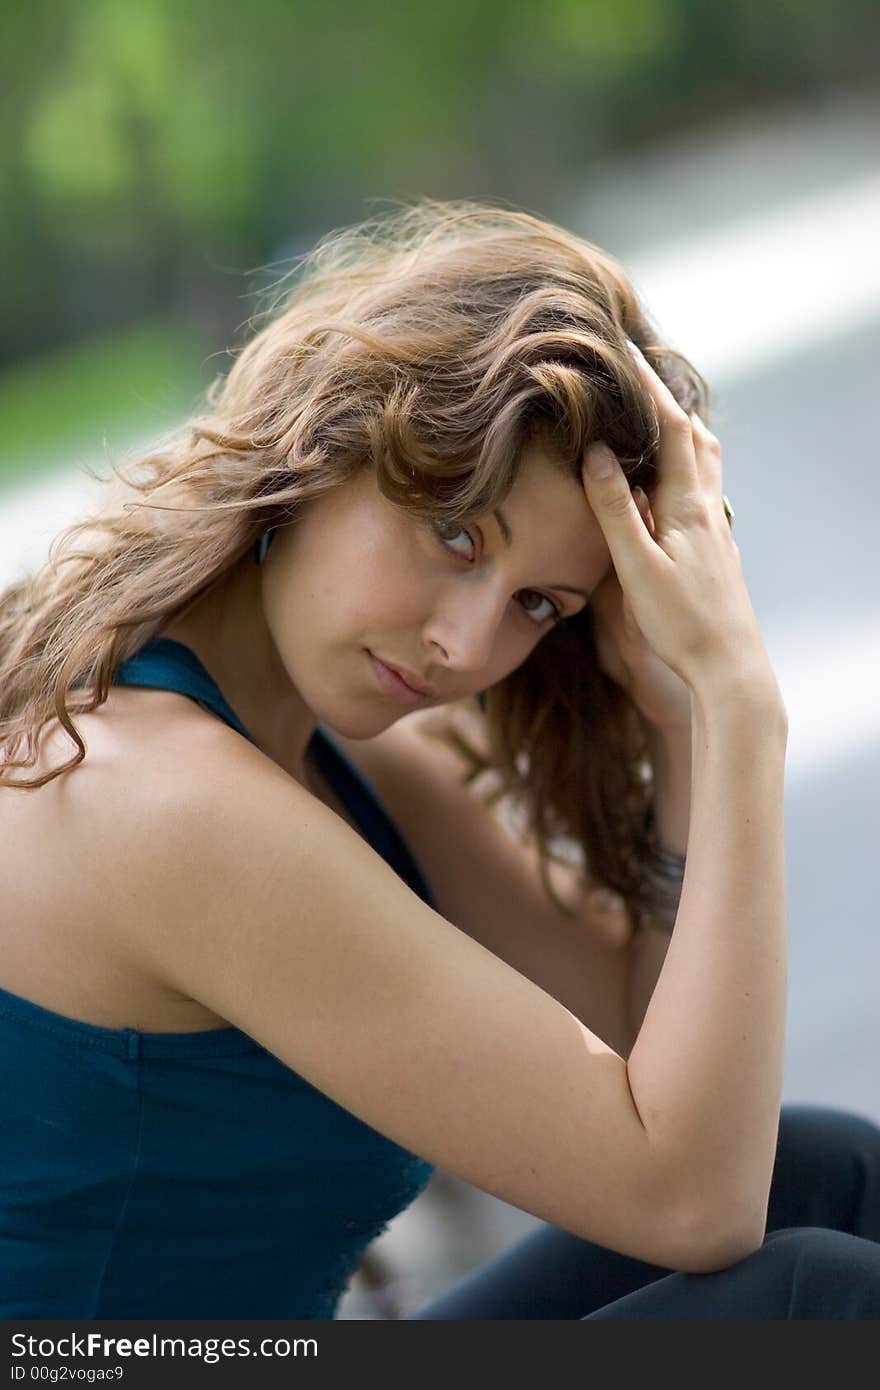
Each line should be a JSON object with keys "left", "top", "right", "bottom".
{"left": 586, "top": 444, "right": 615, "bottom": 480}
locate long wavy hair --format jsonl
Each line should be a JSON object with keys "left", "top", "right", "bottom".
{"left": 0, "top": 198, "right": 710, "bottom": 928}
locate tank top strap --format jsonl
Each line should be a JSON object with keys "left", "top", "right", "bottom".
{"left": 112, "top": 637, "right": 435, "bottom": 909}
{"left": 114, "top": 638, "right": 257, "bottom": 745}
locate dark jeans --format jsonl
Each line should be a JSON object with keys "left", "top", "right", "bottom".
{"left": 407, "top": 1105, "right": 880, "bottom": 1319}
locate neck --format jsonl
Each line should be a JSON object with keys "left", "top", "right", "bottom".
{"left": 158, "top": 554, "right": 317, "bottom": 783}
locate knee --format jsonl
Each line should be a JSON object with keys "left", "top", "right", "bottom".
{"left": 779, "top": 1104, "right": 880, "bottom": 1154}
{"left": 776, "top": 1105, "right": 880, "bottom": 1189}
{"left": 761, "top": 1225, "right": 880, "bottom": 1295}
{"left": 762, "top": 1226, "right": 856, "bottom": 1259}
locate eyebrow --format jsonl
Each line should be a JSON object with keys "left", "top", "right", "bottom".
{"left": 492, "top": 506, "right": 592, "bottom": 603}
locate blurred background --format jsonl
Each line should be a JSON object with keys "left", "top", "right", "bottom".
{"left": 1, "top": 0, "right": 877, "bottom": 1318}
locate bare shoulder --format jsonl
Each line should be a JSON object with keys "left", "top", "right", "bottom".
{"left": 0, "top": 684, "right": 263, "bottom": 1031}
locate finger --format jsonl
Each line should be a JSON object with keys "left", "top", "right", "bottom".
{"left": 582, "top": 443, "right": 661, "bottom": 595}
{"left": 625, "top": 339, "right": 702, "bottom": 512}
{"left": 689, "top": 410, "right": 725, "bottom": 508}
{"left": 632, "top": 485, "right": 655, "bottom": 539}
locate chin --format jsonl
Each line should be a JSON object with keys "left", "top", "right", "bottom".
{"left": 325, "top": 716, "right": 389, "bottom": 742}
{"left": 313, "top": 697, "right": 401, "bottom": 742}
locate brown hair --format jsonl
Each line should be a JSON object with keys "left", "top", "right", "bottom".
{"left": 0, "top": 197, "right": 709, "bottom": 928}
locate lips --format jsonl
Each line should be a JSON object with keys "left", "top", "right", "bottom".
{"left": 375, "top": 656, "right": 435, "bottom": 697}
{"left": 367, "top": 651, "right": 436, "bottom": 699}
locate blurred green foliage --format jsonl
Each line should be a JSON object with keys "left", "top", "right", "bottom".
{"left": 0, "top": 317, "right": 210, "bottom": 485}
{"left": 0, "top": 0, "right": 876, "bottom": 476}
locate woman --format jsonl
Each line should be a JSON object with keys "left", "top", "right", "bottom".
{"left": 1, "top": 200, "right": 878, "bottom": 1320}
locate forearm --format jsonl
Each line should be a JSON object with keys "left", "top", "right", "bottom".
{"left": 626, "top": 675, "right": 789, "bottom": 1244}
{"left": 622, "top": 721, "right": 691, "bottom": 1053}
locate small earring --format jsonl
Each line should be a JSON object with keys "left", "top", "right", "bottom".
{"left": 255, "top": 526, "right": 277, "bottom": 565}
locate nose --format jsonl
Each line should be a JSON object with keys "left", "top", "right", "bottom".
{"left": 422, "top": 582, "right": 509, "bottom": 674}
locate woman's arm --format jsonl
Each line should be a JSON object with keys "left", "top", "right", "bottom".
{"left": 129, "top": 736, "right": 743, "bottom": 1273}
{"left": 627, "top": 674, "right": 788, "bottom": 1247}
{"left": 622, "top": 719, "right": 691, "bottom": 1053}
{"left": 581, "top": 340, "right": 790, "bottom": 1251}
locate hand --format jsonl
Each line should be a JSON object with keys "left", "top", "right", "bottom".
{"left": 589, "top": 495, "right": 692, "bottom": 733}
{"left": 581, "top": 342, "right": 773, "bottom": 696}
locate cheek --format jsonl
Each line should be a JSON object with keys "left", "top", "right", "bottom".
{"left": 484, "top": 618, "right": 545, "bottom": 685}
{"left": 328, "top": 527, "right": 430, "bottom": 626}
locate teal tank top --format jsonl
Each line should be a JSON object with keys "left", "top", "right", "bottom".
{"left": 0, "top": 638, "right": 436, "bottom": 1318}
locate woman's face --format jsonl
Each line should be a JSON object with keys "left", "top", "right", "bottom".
{"left": 261, "top": 438, "right": 613, "bottom": 738}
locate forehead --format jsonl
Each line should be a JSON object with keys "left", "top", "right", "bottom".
{"left": 474, "top": 436, "right": 612, "bottom": 600}
{"left": 493, "top": 437, "right": 604, "bottom": 559}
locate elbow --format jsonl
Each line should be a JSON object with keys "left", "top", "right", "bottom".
{"left": 674, "top": 1196, "right": 767, "bottom": 1274}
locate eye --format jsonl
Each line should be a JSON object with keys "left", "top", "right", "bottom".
{"left": 516, "top": 590, "right": 562, "bottom": 625}
{"left": 430, "top": 520, "right": 563, "bottom": 627}
{"left": 431, "top": 519, "right": 476, "bottom": 561}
